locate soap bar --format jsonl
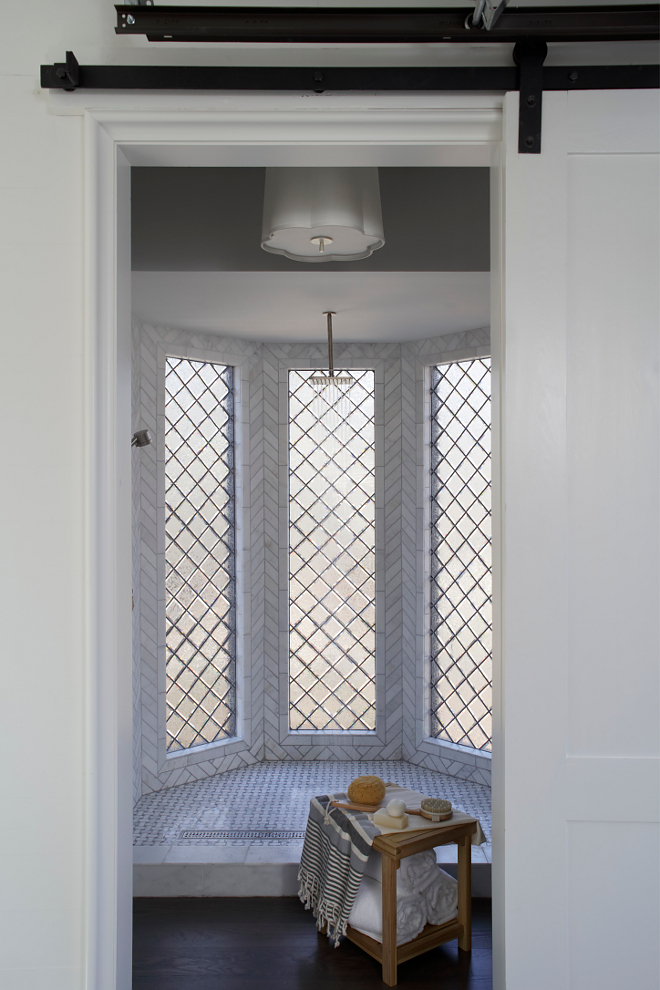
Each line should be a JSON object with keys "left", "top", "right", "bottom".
{"left": 373, "top": 808, "right": 410, "bottom": 830}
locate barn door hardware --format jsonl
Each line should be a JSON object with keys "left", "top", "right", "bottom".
{"left": 52, "top": 50, "right": 79, "bottom": 92}
{"left": 514, "top": 41, "right": 548, "bottom": 153}
{"left": 112, "top": 5, "right": 660, "bottom": 44}
{"left": 40, "top": 60, "right": 659, "bottom": 93}
{"left": 40, "top": 4, "right": 660, "bottom": 155}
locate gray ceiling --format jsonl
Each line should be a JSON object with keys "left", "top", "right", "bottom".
{"left": 131, "top": 166, "right": 490, "bottom": 273}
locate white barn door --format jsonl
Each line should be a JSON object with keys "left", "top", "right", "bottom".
{"left": 498, "top": 90, "right": 659, "bottom": 989}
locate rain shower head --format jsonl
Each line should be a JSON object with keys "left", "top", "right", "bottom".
{"left": 308, "top": 312, "right": 353, "bottom": 391}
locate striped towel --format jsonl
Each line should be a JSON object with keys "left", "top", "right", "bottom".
{"left": 298, "top": 787, "right": 483, "bottom": 946}
{"left": 298, "top": 792, "right": 381, "bottom": 946}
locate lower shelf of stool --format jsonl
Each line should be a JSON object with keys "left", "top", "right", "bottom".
{"left": 345, "top": 916, "right": 464, "bottom": 965}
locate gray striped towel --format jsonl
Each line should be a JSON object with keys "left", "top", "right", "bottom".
{"left": 298, "top": 792, "right": 382, "bottom": 946}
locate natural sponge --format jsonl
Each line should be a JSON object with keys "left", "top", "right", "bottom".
{"left": 347, "top": 775, "right": 386, "bottom": 806}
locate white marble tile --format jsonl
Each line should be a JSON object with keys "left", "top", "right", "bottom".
{"left": 164, "top": 845, "right": 249, "bottom": 864}
{"left": 134, "top": 759, "right": 490, "bottom": 847}
{"left": 245, "top": 843, "right": 303, "bottom": 864}
{"left": 434, "top": 840, "right": 487, "bottom": 866}
{"left": 203, "top": 863, "right": 301, "bottom": 897}
{"left": 133, "top": 864, "right": 205, "bottom": 897}
{"left": 435, "top": 846, "right": 458, "bottom": 864}
{"left": 133, "top": 845, "right": 171, "bottom": 865}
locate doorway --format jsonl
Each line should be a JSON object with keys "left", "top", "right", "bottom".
{"left": 84, "top": 94, "right": 504, "bottom": 990}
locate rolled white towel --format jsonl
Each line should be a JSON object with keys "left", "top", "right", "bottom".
{"left": 399, "top": 850, "right": 439, "bottom": 894}
{"left": 423, "top": 868, "right": 458, "bottom": 927}
{"left": 363, "top": 848, "right": 436, "bottom": 891}
{"left": 363, "top": 849, "right": 417, "bottom": 893}
{"left": 348, "top": 875, "right": 427, "bottom": 946}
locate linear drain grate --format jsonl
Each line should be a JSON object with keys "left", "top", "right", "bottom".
{"left": 179, "top": 829, "right": 306, "bottom": 840}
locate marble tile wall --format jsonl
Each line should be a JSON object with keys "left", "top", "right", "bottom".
{"left": 263, "top": 342, "right": 402, "bottom": 761}
{"left": 134, "top": 321, "right": 262, "bottom": 795}
{"left": 132, "top": 321, "right": 492, "bottom": 796}
{"left": 132, "top": 319, "right": 143, "bottom": 805}
{"left": 404, "top": 329, "right": 492, "bottom": 787}
{"left": 137, "top": 320, "right": 159, "bottom": 793}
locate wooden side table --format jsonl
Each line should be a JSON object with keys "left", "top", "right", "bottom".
{"left": 345, "top": 819, "right": 477, "bottom": 987}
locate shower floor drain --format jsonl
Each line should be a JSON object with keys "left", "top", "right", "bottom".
{"left": 178, "top": 829, "right": 306, "bottom": 841}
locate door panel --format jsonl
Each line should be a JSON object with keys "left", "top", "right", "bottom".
{"left": 500, "top": 90, "right": 659, "bottom": 990}
{"left": 566, "top": 153, "right": 659, "bottom": 759}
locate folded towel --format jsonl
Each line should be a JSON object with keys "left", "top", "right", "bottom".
{"left": 347, "top": 875, "right": 427, "bottom": 946}
{"left": 423, "top": 867, "right": 458, "bottom": 927}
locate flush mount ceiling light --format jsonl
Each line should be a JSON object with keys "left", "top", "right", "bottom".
{"left": 261, "top": 167, "right": 385, "bottom": 263}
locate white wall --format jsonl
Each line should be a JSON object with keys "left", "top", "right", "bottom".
{"left": 1, "top": 39, "right": 86, "bottom": 990}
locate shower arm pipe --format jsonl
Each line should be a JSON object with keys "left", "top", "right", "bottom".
{"left": 325, "top": 311, "right": 336, "bottom": 379}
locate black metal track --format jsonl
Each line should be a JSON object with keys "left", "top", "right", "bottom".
{"left": 115, "top": 4, "right": 659, "bottom": 44}
{"left": 40, "top": 61, "right": 659, "bottom": 92}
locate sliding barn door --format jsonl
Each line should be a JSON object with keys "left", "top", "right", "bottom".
{"left": 498, "top": 90, "right": 659, "bottom": 990}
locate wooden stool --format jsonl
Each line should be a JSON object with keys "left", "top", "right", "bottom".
{"left": 345, "top": 819, "right": 477, "bottom": 986}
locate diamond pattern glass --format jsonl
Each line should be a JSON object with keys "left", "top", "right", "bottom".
{"left": 288, "top": 370, "right": 376, "bottom": 731}
{"left": 165, "top": 357, "right": 236, "bottom": 753}
{"left": 430, "top": 358, "right": 492, "bottom": 752}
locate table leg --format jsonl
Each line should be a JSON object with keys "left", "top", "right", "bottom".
{"left": 381, "top": 854, "right": 398, "bottom": 986}
{"left": 457, "top": 835, "right": 472, "bottom": 952}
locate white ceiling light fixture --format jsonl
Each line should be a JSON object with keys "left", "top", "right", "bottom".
{"left": 261, "top": 167, "right": 385, "bottom": 263}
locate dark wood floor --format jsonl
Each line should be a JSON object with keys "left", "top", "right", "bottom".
{"left": 133, "top": 897, "right": 492, "bottom": 989}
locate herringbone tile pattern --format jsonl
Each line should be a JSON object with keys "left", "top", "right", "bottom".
{"left": 404, "top": 330, "right": 492, "bottom": 787}
{"left": 400, "top": 344, "right": 418, "bottom": 763}
{"left": 132, "top": 323, "right": 492, "bottom": 798}
{"left": 132, "top": 319, "right": 144, "bottom": 806}
{"left": 135, "top": 322, "right": 260, "bottom": 795}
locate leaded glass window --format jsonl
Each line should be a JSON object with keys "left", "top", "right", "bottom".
{"left": 288, "top": 370, "right": 376, "bottom": 731}
{"left": 164, "top": 357, "right": 236, "bottom": 753}
{"left": 430, "top": 358, "right": 492, "bottom": 752}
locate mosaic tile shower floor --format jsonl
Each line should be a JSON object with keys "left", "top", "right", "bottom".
{"left": 134, "top": 760, "right": 491, "bottom": 851}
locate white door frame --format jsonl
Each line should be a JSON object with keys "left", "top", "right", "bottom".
{"left": 69, "top": 91, "right": 507, "bottom": 990}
